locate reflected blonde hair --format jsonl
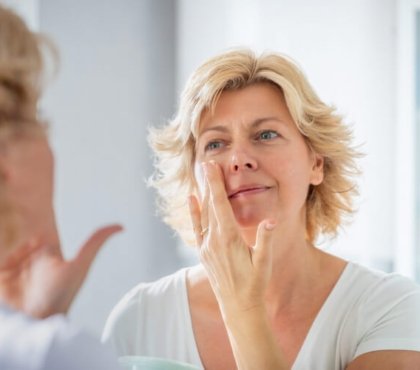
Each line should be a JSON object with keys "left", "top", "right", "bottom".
{"left": 0, "top": 5, "right": 54, "bottom": 246}
{"left": 149, "top": 49, "right": 360, "bottom": 245}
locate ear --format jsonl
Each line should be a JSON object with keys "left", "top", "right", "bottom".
{"left": 310, "top": 153, "right": 324, "bottom": 186}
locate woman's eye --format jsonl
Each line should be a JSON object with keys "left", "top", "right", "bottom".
{"left": 204, "top": 141, "right": 224, "bottom": 151}
{"left": 257, "top": 130, "right": 279, "bottom": 141}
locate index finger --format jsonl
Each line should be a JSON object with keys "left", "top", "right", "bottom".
{"left": 74, "top": 224, "right": 123, "bottom": 268}
{"left": 203, "top": 161, "right": 237, "bottom": 228}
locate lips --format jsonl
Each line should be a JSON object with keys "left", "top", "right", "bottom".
{"left": 228, "top": 185, "right": 271, "bottom": 199}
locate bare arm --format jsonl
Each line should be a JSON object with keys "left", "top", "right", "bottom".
{"left": 346, "top": 350, "right": 420, "bottom": 370}
{"left": 222, "top": 305, "right": 288, "bottom": 370}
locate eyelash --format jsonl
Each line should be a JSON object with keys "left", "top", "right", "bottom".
{"left": 203, "top": 130, "right": 280, "bottom": 152}
{"left": 255, "top": 130, "right": 279, "bottom": 141}
{"left": 204, "top": 140, "right": 224, "bottom": 152}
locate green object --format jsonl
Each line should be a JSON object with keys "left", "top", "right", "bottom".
{"left": 118, "top": 356, "right": 201, "bottom": 370}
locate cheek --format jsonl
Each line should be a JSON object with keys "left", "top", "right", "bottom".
{"left": 286, "top": 165, "right": 309, "bottom": 182}
{"left": 270, "top": 155, "right": 312, "bottom": 185}
{"left": 286, "top": 167, "right": 311, "bottom": 188}
{"left": 265, "top": 155, "right": 294, "bottom": 178}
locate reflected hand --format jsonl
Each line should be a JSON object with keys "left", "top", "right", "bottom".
{"left": 0, "top": 224, "right": 123, "bottom": 319}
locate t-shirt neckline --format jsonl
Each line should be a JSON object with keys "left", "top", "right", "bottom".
{"left": 291, "top": 261, "right": 353, "bottom": 368}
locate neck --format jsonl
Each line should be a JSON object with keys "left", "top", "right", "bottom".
{"left": 265, "top": 236, "right": 321, "bottom": 312}
{"left": 265, "top": 235, "right": 346, "bottom": 319}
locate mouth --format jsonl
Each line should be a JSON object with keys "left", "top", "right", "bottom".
{"left": 228, "top": 186, "right": 271, "bottom": 199}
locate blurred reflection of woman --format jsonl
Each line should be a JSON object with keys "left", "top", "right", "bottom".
{"left": 0, "top": 5, "right": 121, "bottom": 369}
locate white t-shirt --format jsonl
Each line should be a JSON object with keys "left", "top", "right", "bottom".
{"left": 0, "top": 303, "right": 119, "bottom": 370}
{"left": 102, "top": 262, "right": 420, "bottom": 370}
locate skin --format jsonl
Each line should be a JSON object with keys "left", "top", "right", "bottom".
{"left": 0, "top": 134, "right": 122, "bottom": 318}
{"left": 187, "top": 83, "right": 420, "bottom": 369}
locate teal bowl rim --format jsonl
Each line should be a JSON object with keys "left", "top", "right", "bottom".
{"left": 118, "top": 355, "right": 201, "bottom": 370}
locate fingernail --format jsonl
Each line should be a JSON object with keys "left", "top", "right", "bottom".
{"left": 206, "top": 160, "right": 219, "bottom": 174}
{"left": 265, "top": 221, "right": 277, "bottom": 230}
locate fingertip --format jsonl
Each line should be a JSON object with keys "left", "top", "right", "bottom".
{"left": 209, "top": 160, "right": 223, "bottom": 176}
{"left": 115, "top": 224, "right": 124, "bottom": 232}
{"left": 264, "top": 220, "right": 277, "bottom": 231}
{"left": 201, "top": 162, "right": 209, "bottom": 176}
{"left": 107, "top": 224, "right": 124, "bottom": 233}
{"left": 203, "top": 160, "right": 220, "bottom": 178}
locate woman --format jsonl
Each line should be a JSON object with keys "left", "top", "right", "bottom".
{"left": 103, "top": 49, "right": 420, "bottom": 369}
{"left": 0, "top": 5, "right": 122, "bottom": 369}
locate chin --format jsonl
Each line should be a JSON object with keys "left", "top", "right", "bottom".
{"left": 235, "top": 220, "right": 259, "bottom": 229}
{"left": 233, "top": 211, "right": 268, "bottom": 228}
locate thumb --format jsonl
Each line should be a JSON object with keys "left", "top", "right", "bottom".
{"left": 253, "top": 219, "right": 276, "bottom": 271}
{"left": 73, "top": 224, "right": 123, "bottom": 279}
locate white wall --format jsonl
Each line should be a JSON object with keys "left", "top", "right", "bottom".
{"left": 0, "top": 0, "right": 38, "bottom": 29}
{"left": 177, "top": 0, "right": 397, "bottom": 271}
{"left": 394, "top": 0, "right": 420, "bottom": 278}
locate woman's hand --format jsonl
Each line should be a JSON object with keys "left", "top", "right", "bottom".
{"left": 0, "top": 224, "right": 123, "bottom": 319}
{"left": 189, "top": 161, "right": 276, "bottom": 314}
{"left": 189, "top": 161, "right": 288, "bottom": 370}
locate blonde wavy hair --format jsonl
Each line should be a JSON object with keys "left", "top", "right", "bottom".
{"left": 149, "top": 49, "right": 360, "bottom": 245}
{"left": 0, "top": 5, "right": 54, "bottom": 245}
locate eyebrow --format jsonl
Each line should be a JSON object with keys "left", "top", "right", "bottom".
{"left": 199, "top": 116, "right": 286, "bottom": 135}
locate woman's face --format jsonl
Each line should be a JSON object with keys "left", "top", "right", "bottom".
{"left": 194, "top": 82, "right": 323, "bottom": 230}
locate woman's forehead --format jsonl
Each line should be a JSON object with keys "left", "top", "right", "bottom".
{"left": 195, "top": 84, "right": 291, "bottom": 134}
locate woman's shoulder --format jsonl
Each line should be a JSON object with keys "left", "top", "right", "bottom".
{"left": 102, "top": 267, "right": 196, "bottom": 354}
{"left": 102, "top": 268, "right": 193, "bottom": 341}
{"left": 340, "top": 263, "right": 420, "bottom": 358}
{"left": 320, "top": 261, "right": 420, "bottom": 324}
{"left": 345, "top": 262, "right": 420, "bottom": 296}
{"left": 110, "top": 267, "right": 190, "bottom": 317}
{"left": 336, "top": 262, "right": 420, "bottom": 319}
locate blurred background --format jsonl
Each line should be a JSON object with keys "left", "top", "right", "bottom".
{"left": 1, "top": 0, "right": 419, "bottom": 336}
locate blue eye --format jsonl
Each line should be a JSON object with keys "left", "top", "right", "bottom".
{"left": 258, "top": 130, "right": 278, "bottom": 141}
{"left": 205, "top": 141, "right": 224, "bottom": 151}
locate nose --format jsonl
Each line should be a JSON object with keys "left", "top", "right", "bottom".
{"left": 229, "top": 148, "right": 258, "bottom": 172}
